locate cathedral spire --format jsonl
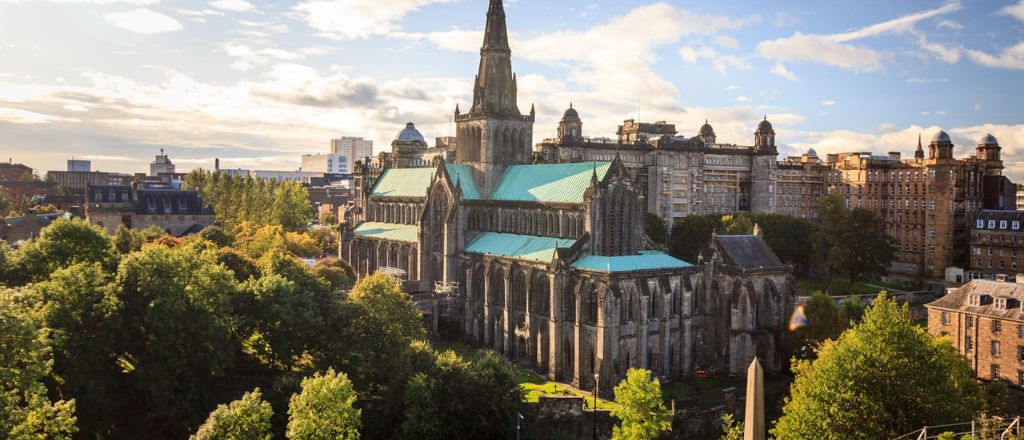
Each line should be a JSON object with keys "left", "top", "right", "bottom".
{"left": 470, "top": 0, "right": 518, "bottom": 115}
{"left": 915, "top": 132, "right": 924, "bottom": 160}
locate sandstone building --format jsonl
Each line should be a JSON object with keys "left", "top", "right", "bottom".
{"left": 85, "top": 185, "right": 214, "bottom": 236}
{"left": 968, "top": 210, "right": 1024, "bottom": 279}
{"left": 341, "top": 0, "right": 795, "bottom": 395}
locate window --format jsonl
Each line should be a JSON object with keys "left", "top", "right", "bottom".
{"left": 1018, "top": 370, "right": 1023, "bottom": 386}
{"left": 966, "top": 336, "right": 973, "bottom": 351}
{"left": 1019, "top": 346, "right": 1024, "bottom": 362}
{"left": 967, "top": 316, "right": 974, "bottom": 329}
{"left": 992, "top": 340, "right": 1001, "bottom": 357}
{"left": 978, "top": 220, "right": 987, "bottom": 229}
{"left": 1001, "top": 221, "right": 1009, "bottom": 229}
{"left": 992, "top": 364, "right": 1000, "bottom": 380}
{"left": 994, "top": 320, "right": 1002, "bottom": 334}
{"left": 941, "top": 311, "right": 949, "bottom": 325}
{"left": 1018, "top": 324, "right": 1024, "bottom": 338}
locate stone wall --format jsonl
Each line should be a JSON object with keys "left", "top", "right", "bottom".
{"left": 519, "top": 396, "right": 615, "bottom": 440}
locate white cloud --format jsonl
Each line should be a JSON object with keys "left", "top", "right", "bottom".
{"left": 966, "top": 42, "right": 1024, "bottom": 70}
{"left": 62, "top": 104, "right": 88, "bottom": 112}
{"left": 713, "top": 35, "right": 740, "bottom": 49}
{"left": 1002, "top": 0, "right": 1024, "bottom": 22}
{"left": 104, "top": 9, "right": 183, "bottom": 34}
{"left": 725, "top": 85, "right": 740, "bottom": 91}
{"left": 770, "top": 64, "right": 798, "bottom": 81}
{"left": 210, "top": 0, "right": 254, "bottom": 12}
{"left": 0, "top": 107, "right": 70, "bottom": 124}
{"left": 820, "top": 100, "right": 836, "bottom": 106}
{"left": 735, "top": 96, "right": 749, "bottom": 102}
{"left": 756, "top": 2, "right": 960, "bottom": 72}
{"left": 906, "top": 77, "right": 948, "bottom": 84}
{"left": 936, "top": 19, "right": 963, "bottom": 30}
{"left": 678, "top": 46, "right": 750, "bottom": 74}
{"left": 292, "top": 0, "right": 452, "bottom": 40}
{"left": 0, "top": 0, "right": 155, "bottom": 3}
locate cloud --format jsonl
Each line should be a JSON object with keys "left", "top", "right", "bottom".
{"left": 678, "top": 46, "right": 751, "bottom": 74}
{"left": 104, "top": 9, "right": 183, "bottom": 34}
{"left": 936, "top": 19, "right": 963, "bottom": 30}
{"left": 735, "top": 96, "right": 749, "bottom": 102}
{"left": 249, "top": 64, "right": 381, "bottom": 107}
{"left": 210, "top": 0, "right": 254, "bottom": 12}
{"left": 0, "top": 0, "right": 155, "bottom": 3}
{"left": 820, "top": 100, "right": 836, "bottom": 106}
{"left": 966, "top": 42, "right": 1024, "bottom": 70}
{"left": 292, "top": 0, "right": 451, "bottom": 40}
{"left": 756, "top": 2, "right": 960, "bottom": 72}
{"left": 0, "top": 107, "right": 72, "bottom": 124}
{"left": 770, "top": 64, "right": 798, "bottom": 81}
{"left": 712, "top": 35, "right": 740, "bottom": 49}
{"left": 1003, "top": 0, "right": 1024, "bottom": 22}
{"left": 906, "top": 77, "right": 948, "bottom": 84}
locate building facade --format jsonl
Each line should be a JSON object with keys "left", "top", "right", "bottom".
{"left": 342, "top": 0, "right": 794, "bottom": 396}
{"left": 302, "top": 153, "right": 348, "bottom": 174}
{"left": 969, "top": 210, "right": 1024, "bottom": 279}
{"left": 927, "top": 278, "right": 1024, "bottom": 391}
{"left": 149, "top": 149, "right": 176, "bottom": 176}
{"left": 85, "top": 185, "right": 214, "bottom": 236}
{"left": 331, "top": 137, "right": 374, "bottom": 174}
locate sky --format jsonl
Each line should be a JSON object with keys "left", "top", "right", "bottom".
{"left": 1, "top": 0, "right": 1023, "bottom": 180}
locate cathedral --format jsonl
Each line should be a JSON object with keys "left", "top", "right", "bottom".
{"left": 341, "top": 0, "right": 795, "bottom": 396}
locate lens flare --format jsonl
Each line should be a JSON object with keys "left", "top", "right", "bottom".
{"left": 788, "top": 304, "right": 808, "bottom": 331}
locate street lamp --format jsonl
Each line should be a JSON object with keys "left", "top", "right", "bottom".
{"left": 593, "top": 372, "right": 600, "bottom": 440}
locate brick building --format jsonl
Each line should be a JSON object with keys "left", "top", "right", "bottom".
{"left": 0, "top": 162, "right": 33, "bottom": 181}
{"left": 927, "top": 278, "right": 1024, "bottom": 391}
{"left": 85, "top": 185, "right": 214, "bottom": 236}
{"left": 968, "top": 210, "right": 1024, "bottom": 279}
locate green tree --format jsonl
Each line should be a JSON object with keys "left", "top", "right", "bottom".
{"left": 610, "top": 368, "right": 671, "bottom": 440}
{"left": 789, "top": 292, "right": 846, "bottom": 357}
{"left": 287, "top": 369, "right": 361, "bottom": 440}
{"left": 184, "top": 170, "right": 312, "bottom": 231}
{"left": 643, "top": 212, "right": 668, "bottom": 246}
{"left": 32, "top": 263, "right": 121, "bottom": 437}
{"left": 772, "top": 293, "right": 985, "bottom": 440}
{"left": 239, "top": 274, "right": 326, "bottom": 369}
{"left": 668, "top": 215, "right": 720, "bottom": 262}
{"left": 217, "top": 247, "right": 261, "bottom": 282}
{"left": 114, "top": 244, "right": 240, "bottom": 437}
{"left": 320, "top": 212, "right": 338, "bottom": 225}
{"left": 748, "top": 213, "right": 818, "bottom": 274}
{"left": 719, "top": 413, "right": 744, "bottom": 440}
{"left": 720, "top": 214, "right": 753, "bottom": 235}
{"left": 839, "top": 296, "right": 866, "bottom": 324}
{"left": 312, "top": 257, "right": 355, "bottom": 293}
{"left": 332, "top": 273, "right": 424, "bottom": 395}
{"left": 191, "top": 388, "right": 273, "bottom": 440}
{"left": 0, "top": 289, "right": 78, "bottom": 439}
{"left": 14, "top": 217, "right": 117, "bottom": 283}
{"left": 198, "top": 226, "right": 234, "bottom": 248}
{"left": 813, "top": 194, "right": 893, "bottom": 287}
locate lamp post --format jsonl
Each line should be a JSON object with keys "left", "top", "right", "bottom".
{"left": 593, "top": 372, "right": 600, "bottom": 440}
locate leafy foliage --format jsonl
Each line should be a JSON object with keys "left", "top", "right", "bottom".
{"left": 787, "top": 291, "right": 847, "bottom": 359}
{"left": 667, "top": 213, "right": 818, "bottom": 273}
{"left": 610, "top": 368, "right": 671, "bottom": 440}
{"left": 813, "top": 194, "right": 894, "bottom": 286}
{"left": 719, "top": 413, "right": 743, "bottom": 440}
{"left": 772, "top": 293, "right": 985, "bottom": 440}
{"left": 183, "top": 170, "right": 312, "bottom": 231}
{"left": 643, "top": 212, "right": 667, "bottom": 245}
{"left": 286, "top": 369, "right": 361, "bottom": 440}
{"left": 13, "top": 217, "right": 117, "bottom": 283}
{"left": 191, "top": 388, "right": 273, "bottom": 440}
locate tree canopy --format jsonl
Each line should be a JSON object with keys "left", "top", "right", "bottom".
{"left": 286, "top": 369, "right": 361, "bottom": 440}
{"left": 183, "top": 170, "right": 312, "bottom": 231}
{"left": 191, "top": 388, "right": 273, "bottom": 440}
{"left": 813, "top": 194, "right": 893, "bottom": 286}
{"left": 772, "top": 293, "right": 986, "bottom": 440}
{"left": 610, "top": 368, "right": 672, "bottom": 440}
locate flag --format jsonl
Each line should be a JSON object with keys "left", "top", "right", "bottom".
{"left": 788, "top": 304, "right": 809, "bottom": 331}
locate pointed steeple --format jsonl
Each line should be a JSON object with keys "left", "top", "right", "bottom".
{"left": 915, "top": 132, "right": 924, "bottom": 160}
{"left": 470, "top": 0, "right": 519, "bottom": 116}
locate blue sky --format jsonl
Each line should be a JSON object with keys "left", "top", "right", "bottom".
{"left": 1, "top": 0, "right": 1023, "bottom": 179}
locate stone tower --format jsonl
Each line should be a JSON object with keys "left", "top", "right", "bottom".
{"left": 557, "top": 104, "right": 583, "bottom": 143}
{"left": 454, "top": 0, "right": 535, "bottom": 197}
{"left": 976, "top": 133, "right": 1003, "bottom": 175}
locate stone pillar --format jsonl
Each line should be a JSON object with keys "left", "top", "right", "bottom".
{"left": 548, "top": 273, "right": 560, "bottom": 381}
{"left": 503, "top": 268, "right": 513, "bottom": 356}
{"left": 483, "top": 266, "right": 492, "bottom": 347}
{"left": 743, "top": 357, "right": 765, "bottom": 440}
{"left": 639, "top": 296, "right": 649, "bottom": 369}
{"left": 572, "top": 284, "right": 582, "bottom": 388}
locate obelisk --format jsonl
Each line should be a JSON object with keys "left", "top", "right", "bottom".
{"left": 743, "top": 357, "right": 764, "bottom": 440}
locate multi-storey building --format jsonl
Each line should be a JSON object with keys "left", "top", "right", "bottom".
{"left": 927, "top": 278, "right": 1024, "bottom": 392}
{"left": 0, "top": 162, "right": 33, "bottom": 181}
{"left": 302, "top": 153, "right": 348, "bottom": 174}
{"left": 331, "top": 137, "right": 374, "bottom": 173}
{"left": 149, "top": 149, "right": 176, "bottom": 176}
{"left": 968, "top": 210, "right": 1024, "bottom": 279}
{"left": 85, "top": 185, "right": 214, "bottom": 235}
{"left": 342, "top": 0, "right": 795, "bottom": 396}
{"left": 46, "top": 170, "right": 132, "bottom": 192}
{"left": 67, "top": 160, "right": 91, "bottom": 172}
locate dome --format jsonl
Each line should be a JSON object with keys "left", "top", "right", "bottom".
{"left": 395, "top": 122, "right": 425, "bottom": 143}
{"left": 757, "top": 117, "right": 773, "bottom": 133}
{"left": 980, "top": 133, "right": 998, "bottom": 145}
{"left": 806, "top": 148, "right": 818, "bottom": 157}
{"left": 932, "top": 130, "right": 951, "bottom": 143}
{"left": 699, "top": 120, "right": 715, "bottom": 137}
{"left": 562, "top": 103, "right": 580, "bottom": 121}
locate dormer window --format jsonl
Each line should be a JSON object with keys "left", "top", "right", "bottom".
{"left": 147, "top": 198, "right": 156, "bottom": 213}
{"left": 968, "top": 293, "right": 993, "bottom": 307}
{"left": 179, "top": 199, "right": 188, "bottom": 211}
{"left": 163, "top": 199, "right": 172, "bottom": 214}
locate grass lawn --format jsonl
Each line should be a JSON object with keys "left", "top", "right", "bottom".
{"left": 796, "top": 277, "right": 907, "bottom": 297}
{"left": 661, "top": 374, "right": 791, "bottom": 410}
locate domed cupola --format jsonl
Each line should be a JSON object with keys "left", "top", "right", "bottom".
{"left": 977, "top": 133, "right": 1001, "bottom": 163}
{"left": 395, "top": 122, "right": 426, "bottom": 143}
{"left": 557, "top": 103, "right": 583, "bottom": 143}
{"left": 932, "top": 130, "right": 951, "bottom": 143}
{"left": 699, "top": 119, "right": 716, "bottom": 146}
{"left": 754, "top": 115, "right": 776, "bottom": 154}
{"left": 928, "top": 129, "right": 953, "bottom": 160}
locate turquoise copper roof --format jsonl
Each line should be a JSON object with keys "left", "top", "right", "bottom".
{"left": 491, "top": 162, "right": 611, "bottom": 203}
{"left": 571, "top": 251, "right": 692, "bottom": 273}
{"left": 465, "top": 232, "right": 577, "bottom": 263}
{"left": 370, "top": 165, "right": 480, "bottom": 200}
{"left": 353, "top": 222, "right": 418, "bottom": 243}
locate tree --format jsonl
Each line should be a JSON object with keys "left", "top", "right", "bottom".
{"left": 217, "top": 247, "right": 261, "bottom": 282}
{"left": 331, "top": 273, "right": 424, "bottom": 395}
{"left": 114, "top": 244, "right": 240, "bottom": 437}
{"left": 813, "top": 194, "right": 893, "bottom": 287}
{"left": 0, "top": 289, "right": 78, "bottom": 440}
{"left": 284, "top": 231, "right": 321, "bottom": 258}
{"left": 643, "top": 212, "right": 667, "bottom": 246}
{"left": 320, "top": 212, "right": 338, "bottom": 225}
{"left": 668, "top": 215, "right": 720, "bottom": 262}
{"left": 789, "top": 292, "right": 846, "bottom": 357}
{"left": 14, "top": 217, "right": 117, "bottom": 283}
{"left": 32, "top": 263, "right": 121, "bottom": 437}
{"left": 839, "top": 296, "right": 866, "bottom": 324}
{"left": 610, "top": 368, "right": 671, "bottom": 440}
{"left": 720, "top": 214, "right": 753, "bottom": 235}
{"left": 719, "top": 413, "right": 743, "bottom": 440}
{"left": 191, "top": 388, "right": 273, "bottom": 440}
{"left": 772, "top": 293, "right": 985, "bottom": 440}
{"left": 309, "top": 226, "right": 340, "bottom": 256}
{"left": 198, "top": 226, "right": 234, "bottom": 248}
{"left": 183, "top": 170, "right": 312, "bottom": 231}
{"left": 287, "top": 369, "right": 360, "bottom": 440}
{"left": 238, "top": 274, "right": 326, "bottom": 369}
{"left": 312, "top": 258, "right": 355, "bottom": 293}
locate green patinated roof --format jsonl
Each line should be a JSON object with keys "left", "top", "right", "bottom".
{"left": 571, "top": 251, "right": 692, "bottom": 273}
{"left": 352, "top": 222, "right": 419, "bottom": 243}
{"left": 370, "top": 165, "right": 481, "bottom": 200}
{"left": 465, "top": 232, "right": 577, "bottom": 263}
{"left": 491, "top": 162, "right": 611, "bottom": 203}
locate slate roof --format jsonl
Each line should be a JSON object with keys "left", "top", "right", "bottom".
{"left": 88, "top": 185, "right": 133, "bottom": 204}
{"left": 974, "top": 210, "right": 1024, "bottom": 231}
{"left": 927, "top": 280, "right": 1024, "bottom": 321}
{"left": 352, "top": 222, "right": 419, "bottom": 243}
{"left": 370, "top": 164, "right": 481, "bottom": 200}
{"left": 465, "top": 232, "right": 577, "bottom": 263}
{"left": 133, "top": 190, "right": 213, "bottom": 215}
{"left": 491, "top": 162, "right": 611, "bottom": 203}
{"left": 715, "top": 235, "right": 784, "bottom": 269}
{"left": 572, "top": 251, "right": 692, "bottom": 273}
